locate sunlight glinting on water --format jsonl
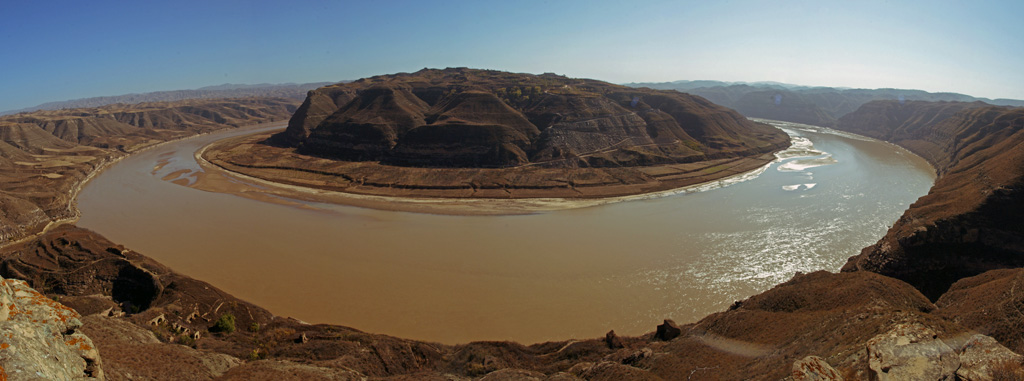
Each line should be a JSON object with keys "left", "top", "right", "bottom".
{"left": 602, "top": 121, "right": 931, "bottom": 328}
{"left": 76, "top": 120, "right": 936, "bottom": 343}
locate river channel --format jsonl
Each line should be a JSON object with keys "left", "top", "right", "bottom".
{"left": 76, "top": 119, "right": 935, "bottom": 344}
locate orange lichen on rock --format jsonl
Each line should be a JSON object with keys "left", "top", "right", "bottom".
{"left": 9, "top": 282, "right": 79, "bottom": 325}
{"left": 64, "top": 336, "right": 93, "bottom": 351}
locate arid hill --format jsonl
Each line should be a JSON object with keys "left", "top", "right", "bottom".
{"left": 275, "top": 68, "right": 786, "bottom": 168}
{"left": 838, "top": 100, "right": 1024, "bottom": 299}
{"left": 629, "top": 80, "right": 1024, "bottom": 127}
{"left": 2, "top": 82, "right": 331, "bottom": 115}
{"left": 0, "top": 97, "right": 298, "bottom": 242}
{"left": 5, "top": 79, "right": 1024, "bottom": 379}
{"left": 204, "top": 69, "right": 789, "bottom": 200}
{"left": 5, "top": 98, "right": 297, "bottom": 148}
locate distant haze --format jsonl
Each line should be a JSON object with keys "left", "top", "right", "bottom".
{"left": 1, "top": 0, "right": 1021, "bottom": 111}
{"left": 0, "top": 82, "right": 333, "bottom": 115}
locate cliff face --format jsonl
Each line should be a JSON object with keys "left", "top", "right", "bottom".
{"left": 273, "top": 87, "right": 356, "bottom": 146}
{"left": 275, "top": 68, "right": 788, "bottom": 168}
{"left": 838, "top": 100, "right": 1024, "bottom": 299}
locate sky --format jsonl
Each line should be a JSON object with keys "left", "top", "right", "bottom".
{"left": 2, "top": 0, "right": 1022, "bottom": 112}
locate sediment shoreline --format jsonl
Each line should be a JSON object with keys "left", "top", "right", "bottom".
{"left": 0, "top": 121, "right": 289, "bottom": 249}
{"left": 193, "top": 130, "right": 787, "bottom": 215}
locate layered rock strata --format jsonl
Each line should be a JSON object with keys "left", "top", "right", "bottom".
{"left": 275, "top": 68, "right": 788, "bottom": 169}
{"left": 838, "top": 101, "right": 1024, "bottom": 299}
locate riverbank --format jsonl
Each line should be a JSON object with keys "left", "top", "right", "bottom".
{"left": 74, "top": 120, "right": 938, "bottom": 344}
{"left": 193, "top": 130, "right": 785, "bottom": 215}
{"left": 0, "top": 121, "right": 289, "bottom": 250}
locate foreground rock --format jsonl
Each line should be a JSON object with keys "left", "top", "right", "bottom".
{"left": 955, "top": 334, "right": 1024, "bottom": 380}
{"left": 5, "top": 227, "right": 1024, "bottom": 379}
{"left": 866, "top": 322, "right": 958, "bottom": 380}
{"left": 0, "top": 274, "right": 102, "bottom": 379}
{"left": 838, "top": 101, "right": 1024, "bottom": 299}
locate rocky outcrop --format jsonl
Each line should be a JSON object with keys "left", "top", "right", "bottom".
{"left": 275, "top": 68, "right": 788, "bottom": 168}
{"left": 866, "top": 322, "right": 959, "bottom": 380}
{"left": 0, "top": 274, "right": 103, "bottom": 380}
{"left": 955, "top": 334, "right": 1024, "bottom": 380}
{"left": 272, "top": 86, "right": 357, "bottom": 146}
{"left": 863, "top": 323, "right": 1023, "bottom": 381}
{"left": 838, "top": 101, "right": 1024, "bottom": 299}
{"left": 654, "top": 320, "right": 680, "bottom": 341}
{"left": 636, "top": 271, "right": 951, "bottom": 380}
{"left": 604, "top": 330, "right": 624, "bottom": 349}
{"left": 792, "top": 356, "right": 843, "bottom": 381}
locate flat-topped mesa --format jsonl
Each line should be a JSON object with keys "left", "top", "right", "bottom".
{"left": 272, "top": 68, "right": 789, "bottom": 168}
{"left": 837, "top": 100, "right": 1024, "bottom": 300}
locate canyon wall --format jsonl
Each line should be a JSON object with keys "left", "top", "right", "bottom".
{"left": 837, "top": 100, "right": 1024, "bottom": 299}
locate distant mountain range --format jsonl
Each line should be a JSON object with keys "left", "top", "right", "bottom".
{"left": 625, "top": 80, "right": 1024, "bottom": 126}
{"left": 1, "top": 82, "right": 337, "bottom": 116}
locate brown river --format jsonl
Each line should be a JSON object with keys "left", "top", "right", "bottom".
{"left": 76, "top": 119, "right": 935, "bottom": 344}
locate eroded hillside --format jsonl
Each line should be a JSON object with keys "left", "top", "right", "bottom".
{"left": 203, "top": 69, "right": 790, "bottom": 201}
{"left": 838, "top": 101, "right": 1024, "bottom": 299}
{"left": 0, "top": 97, "right": 298, "bottom": 242}
{"left": 275, "top": 68, "right": 788, "bottom": 168}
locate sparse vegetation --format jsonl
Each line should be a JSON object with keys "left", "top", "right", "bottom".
{"left": 210, "top": 312, "right": 236, "bottom": 333}
{"left": 178, "top": 333, "right": 196, "bottom": 348}
{"left": 991, "top": 359, "right": 1024, "bottom": 381}
{"left": 247, "top": 348, "right": 266, "bottom": 361}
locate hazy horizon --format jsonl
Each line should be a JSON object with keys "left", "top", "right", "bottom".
{"left": 2, "top": 0, "right": 1022, "bottom": 112}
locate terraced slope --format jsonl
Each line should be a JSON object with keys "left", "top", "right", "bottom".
{"left": 838, "top": 101, "right": 1024, "bottom": 299}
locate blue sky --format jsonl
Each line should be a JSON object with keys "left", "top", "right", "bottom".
{"left": 2, "top": 0, "right": 1022, "bottom": 111}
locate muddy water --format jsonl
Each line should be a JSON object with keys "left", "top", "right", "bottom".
{"left": 76, "top": 120, "right": 935, "bottom": 344}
